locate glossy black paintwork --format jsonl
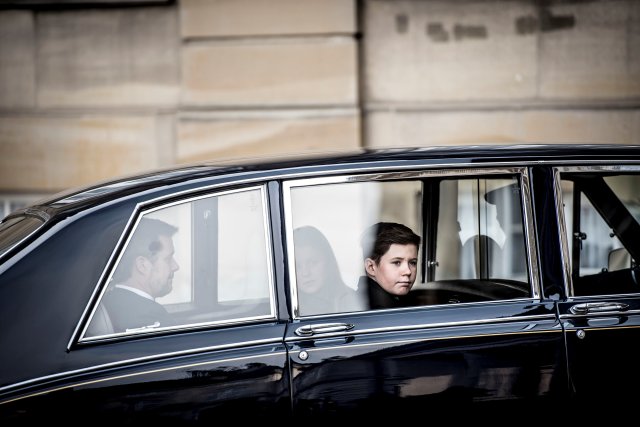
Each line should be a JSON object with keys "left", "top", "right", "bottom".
{"left": 286, "top": 300, "right": 567, "bottom": 416}
{"left": 2, "top": 144, "right": 640, "bottom": 421}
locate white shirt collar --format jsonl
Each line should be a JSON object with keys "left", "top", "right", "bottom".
{"left": 114, "top": 284, "right": 154, "bottom": 301}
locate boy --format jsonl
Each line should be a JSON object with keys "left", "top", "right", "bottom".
{"left": 358, "top": 222, "right": 421, "bottom": 309}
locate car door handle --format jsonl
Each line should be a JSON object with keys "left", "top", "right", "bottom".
{"left": 570, "top": 302, "right": 630, "bottom": 315}
{"left": 294, "top": 322, "right": 355, "bottom": 337}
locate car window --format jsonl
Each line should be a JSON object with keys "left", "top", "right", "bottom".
{"left": 560, "top": 171, "right": 640, "bottom": 296}
{"left": 435, "top": 177, "right": 528, "bottom": 283}
{"left": 84, "top": 185, "right": 275, "bottom": 338}
{"left": 285, "top": 171, "right": 532, "bottom": 318}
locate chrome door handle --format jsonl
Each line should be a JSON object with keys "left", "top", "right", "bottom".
{"left": 295, "top": 322, "right": 354, "bottom": 337}
{"left": 570, "top": 302, "right": 629, "bottom": 315}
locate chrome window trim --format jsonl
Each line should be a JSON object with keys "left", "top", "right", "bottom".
{"left": 108, "top": 159, "right": 640, "bottom": 214}
{"left": 283, "top": 167, "right": 541, "bottom": 320}
{"left": 296, "top": 296, "right": 538, "bottom": 320}
{"left": 0, "top": 340, "right": 286, "bottom": 401}
{"left": 285, "top": 313, "right": 558, "bottom": 342}
{"left": 552, "top": 168, "right": 573, "bottom": 297}
{"left": 520, "top": 168, "right": 541, "bottom": 298}
{"left": 54, "top": 158, "right": 640, "bottom": 221}
{"left": 74, "top": 184, "right": 277, "bottom": 345}
{"left": 555, "top": 165, "right": 640, "bottom": 173}
{"left": 555, "top": 165, "right": 640, "bottom": 298}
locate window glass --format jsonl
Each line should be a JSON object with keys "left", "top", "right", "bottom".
{"left": 561, "top": 173, "right": 640, "bottom": 296}
{"left": 288, "top": 173, "right": 531, "bottom": 317}
{"left": 85, "top": 186, "right": 273, "bottom": 338}
{"left": 289, "top": 180, "right": 422, "bottom": 316}
{"left": 435, "top": 177, "right": 528, "bottom": 282}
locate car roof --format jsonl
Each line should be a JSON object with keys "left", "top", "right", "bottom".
{"left": 9, "top": 143, "right": 640, "bottom": 218}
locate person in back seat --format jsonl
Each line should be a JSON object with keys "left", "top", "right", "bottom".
{"left": 357, "top": 222, "right": 421, "bottom": 309}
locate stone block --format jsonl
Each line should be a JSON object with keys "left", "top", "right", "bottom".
{"left": 180, "top": 0, "right": 356, "bottom": 38}
{"left": 0, "top": 114, "right": 172, "bottom": 191}
{"left": 36, "top": 7, "right": 179, "bottom": 107}
{"left": 0, "top": 11, "right": 35, "bottom": 108}
{"left": 182, "top": 38, "right": 357, "bottom": 106}
{"left": 540, "top": 0, "right": 640, "bottom": 99}
{"left": 366, "top": 109, "right": 640, "bottom": 147}
{"left": 364, "top": 0, "right": 538, "bottom": 102}
{"left": 176, "top": 110, "right": 360, "bottom": 163}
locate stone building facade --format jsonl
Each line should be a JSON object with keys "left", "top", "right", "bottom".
{"left": 0, "top": 0, "right": 638, "bottom": 215}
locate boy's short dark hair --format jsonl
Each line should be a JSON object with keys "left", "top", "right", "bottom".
{"left": 361, "top": 222, "right": 421, "bottom": 264}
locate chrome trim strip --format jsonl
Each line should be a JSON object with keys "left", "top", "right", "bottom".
{"left": 296, "top": 296, "right": 537, "bottom": 320}
{"left": 284, "top": 313, "right": 557, "bottom": 342}
{"left": 520, "top": 168, "right": 542, "bottom": 299}
{"left": 67, "top": 211, "right": 140, "bottom": 349}
{"left": 553, "top": 167, "right": 573, "bottom": 296}
{"left": 292, "top": 328, "right": 563, "bottom": 355}
{"left": 81, "top": 314, "right": 277, "bottom": 342}
{"left": 283, "top": 167, "right": 541, "bottom": 320}
{"left": 65, "top": 158, "right": 640, "bottom": 226}
{"left": 560, "top": 308, "right": 640, "bottom": 319}
{"left": 111, "top": 159, "right": 640, "bottom": 214}
{"left": 556, "top": 165, "right": 640, "bottom": 173}
{"left": 1, "top": 349, "right": 287, "bottom": 405}
{"left": 75, "top": 185, "right": 277, "bottom": 345}
{"left": 3, "top": 336, "right": 284, "bottom": 397}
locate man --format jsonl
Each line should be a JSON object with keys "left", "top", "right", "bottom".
{"left": 103, "top": 217, "right": 180, "bottom": 333}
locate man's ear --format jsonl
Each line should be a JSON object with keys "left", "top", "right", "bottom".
{"left": 364, "top": 258, "right": 377, "bottom": 277}
{"left": 134, "top": 255, "right": 150, "bottom": 274}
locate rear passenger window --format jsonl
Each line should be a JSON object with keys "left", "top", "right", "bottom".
{"left": 285, "top": 170, "right": 533, "bottom": 318}
{"left": 83, "top": 186, "right": 275, "bottom": 339}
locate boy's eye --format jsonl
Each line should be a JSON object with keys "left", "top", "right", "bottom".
{"left": 409, "top": 260, "right": 418, "bottom": 266}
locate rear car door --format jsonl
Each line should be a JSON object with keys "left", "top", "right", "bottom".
{"left": 557, "top": 166, "right": 640, "bottom": 406}
{"left": 282, "top": 166, "right": 568, "bottom": 416}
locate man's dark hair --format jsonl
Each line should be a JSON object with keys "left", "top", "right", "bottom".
{"left": 360, "top": 222, "right": 421, "bottom": 264}
{"left": 112, "top": 217, "right": 178, "bottom": 282}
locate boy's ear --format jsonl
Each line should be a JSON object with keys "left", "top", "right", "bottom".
{"left": 364, "top": 258, "right": 376, "bottom": 276}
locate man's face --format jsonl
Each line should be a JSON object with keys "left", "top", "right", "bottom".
{"left": 366, "top": 243, "right": 418, "bottom": 296}
{"left": 147, "top": 235, "right": 179, "bottom": 298}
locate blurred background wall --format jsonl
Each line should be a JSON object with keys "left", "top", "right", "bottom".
{"left": 0, "top": 0, "right": 638, "bottom": 216}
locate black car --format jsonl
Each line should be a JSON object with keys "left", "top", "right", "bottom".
{"left": 1, "top": 144, "right": 640, "bottom": 421}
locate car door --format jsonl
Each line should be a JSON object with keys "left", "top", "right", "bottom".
{"left": 556, "top": 166, "right": 640, "bottom": 406}
{"left": 0, "top": 183, "right": 290, "bottom": 422}
{"left": 282, "top": 166, "right": 568, "bottom": 417}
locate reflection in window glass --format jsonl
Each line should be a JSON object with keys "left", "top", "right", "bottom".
{"left": 436, "top": 177, "right": 528, "bottom": 283}
{"left": 562, "top": 174, "right": 634, "bottom": 281}
{"left": 604, "top": 175, "right": 640, "bottom": 224}
{"left": 85, "top": 186, "right": 273, "bottom": 338}
{"left": 289, "top": 175, "right": 531, "bottom": 317}
{"left": 290, "top": 180, "right": 422, "bottom": 316}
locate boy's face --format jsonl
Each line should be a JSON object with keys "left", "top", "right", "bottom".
{"left": 365, "top": 243, "right": 418, "bottom": 296}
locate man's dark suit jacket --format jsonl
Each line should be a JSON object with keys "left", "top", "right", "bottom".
{"left": 103, "top": 287, "right": 172, "bottom": 333}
